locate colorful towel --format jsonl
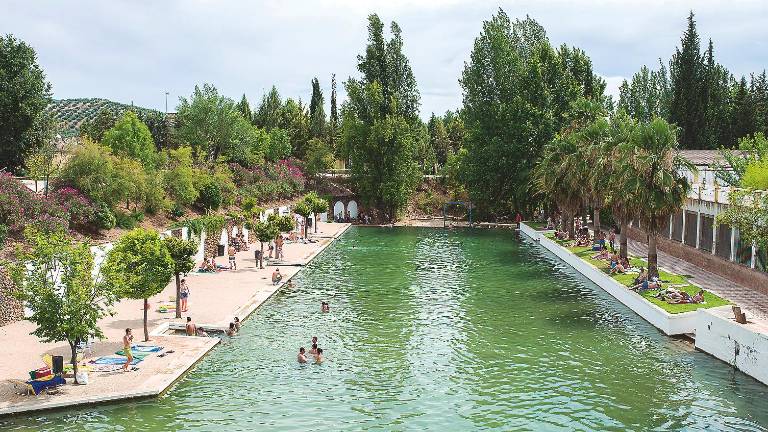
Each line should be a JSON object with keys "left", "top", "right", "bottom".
{"left": 114, "top": 345, "right": 162, "bottom": 357}
{"left": 92, "top": 356, "right": 142, "bottom": 366}
{"left": 115, "top": 350, "right": 151, "bottom": 358}
{"left": 132, "top": 345, "right": 163, "bottom": 353}
{"left": 27, "top": 375, "right": 66, "bottom": 395}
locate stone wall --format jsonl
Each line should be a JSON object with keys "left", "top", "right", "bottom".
{"left": 625, "top": 226, "right": 768, "bottom": 296}
{"left": 0, "top": 268, "right": 23, "bottom": 327}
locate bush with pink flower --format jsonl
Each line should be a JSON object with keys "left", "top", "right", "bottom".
{"left": 0, "top": 174, "right": 101, "bottom": 236}
{"left": 52, "top": 187, "right": 97, "bottom": 227}
{"left": 229, "top": 159, "right": 305, "bottom": 203}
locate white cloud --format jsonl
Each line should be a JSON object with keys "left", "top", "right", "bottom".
{"left": 2, "top": 0, "right": 766, "bottom": 118}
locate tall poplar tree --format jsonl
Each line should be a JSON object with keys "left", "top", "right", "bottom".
{"left": 731, "top": 76, "right": 756, "bottom": 142}
{"left": 329, "top": 74, "right": 339, "bottom": 148}
{"left": 702, "top": 40, "right": 733, "bottom": 149}
{"left": 309, "top": 78, "right": 326, "bottom": 138}
{"left": 669, "top": 12, "right": 707, "bottom": 149}
{"left": 342, "top": 14, "right": 421, "bottom": 220}
{"left": 0, "top": 35, "right": 53, "bottom": 174}
{"left": 254, "top": 86, "right": 283, "bottom": 130}
{"left": 460, "top": 10, "right": 605, "bottom": 216}
{"left": 237, "top": 94, "right": 252, "bottom": 122}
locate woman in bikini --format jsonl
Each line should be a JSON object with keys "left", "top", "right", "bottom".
{"left": 122, "top": 328, "right": 134, "bottom": 372}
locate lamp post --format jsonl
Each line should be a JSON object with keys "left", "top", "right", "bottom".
{"left": 43, "top": 133, "right": 63, "bottom": 197}
{"left": 165, "top": 92, "right": 169, "bottom": 114}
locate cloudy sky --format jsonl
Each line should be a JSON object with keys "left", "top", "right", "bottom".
{"left": 3, "top": 0, "right": 767, "bottom": 118}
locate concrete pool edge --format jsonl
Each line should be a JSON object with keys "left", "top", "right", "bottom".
{"left": 519, "top": 222, "right": 768, "bottom": 386}
{"left": 519, "top": 222, "right": 698, "bottom": 335}
{"left": 231, "top": 223, "right": 352, "bottom": 322}
{"left": 0, "top": 224, "right": 352, "bottom": 417}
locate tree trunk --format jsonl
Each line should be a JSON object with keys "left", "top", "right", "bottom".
{"left": 593, "top": 208, "right": 601, "bottom": 236}
{"left": 619, "top": 224, "right": 628, "bottom": 259}
{"left": 174, "top": 273, "right": 181, "bottom": 319}
{"left": 69, "top": 341, "right": 79, "bottom": 384}
{"left": 567, "top": 213, "right": 575, "bottom": 239}
{"left": 259, "top": 242, "right": 264, "bottom": 269}
{"left": 143, "top": 298, "right": 150, "bottom": 342}
{"left": 314, "top": 215, "right": 318, "bottom": 233}
{"left": 648, "top": 234, "right": 659, "bottom": 279}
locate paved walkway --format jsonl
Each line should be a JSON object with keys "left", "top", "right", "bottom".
{"left": 626, "top": 238, "right": 768, "bottom": 320}
{"left": 0, "top": 222, "right": 350, "bottom": 415}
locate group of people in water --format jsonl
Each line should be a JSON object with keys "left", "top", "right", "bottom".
{"left": 184, "top": 316, "right": 241, "bottom": 337}
{"left": 297, "top": 336, "right": 324, "bottom": 364}
{"left": 297, "top": 302, "right": 331, "bottom": 364}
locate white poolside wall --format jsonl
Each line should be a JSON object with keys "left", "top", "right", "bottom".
{"left": 695, "top": 309, "right": 768, "bottom": 386}
{"left": 520, "top": 222, "right": 768, "bottom": 387}
{"left": 519, "top": 223, "right": 697, "bottom": 335}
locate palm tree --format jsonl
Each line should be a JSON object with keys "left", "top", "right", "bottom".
{"left": 580, "top": 118, "right": 611, "bottom": 235}
{"left": 618, "top": 117, "right": 693, "bottom": 278}
{"left": 604, "top": 112, "right": 637, "bottom": 259}
{"left": 534, "top": 134, "right": 583, "bottom": 238}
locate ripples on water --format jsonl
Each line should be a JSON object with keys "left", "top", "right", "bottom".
{"left": 3, "top": 227, "right": 768, "bottom": 431}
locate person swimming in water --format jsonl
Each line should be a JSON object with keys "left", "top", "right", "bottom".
{"left": 313, "top": 348, "right": 324, "bottom": 364}
{"left": 297, "top": 347, "right": 308, "bottom": 363}
{"left": 321, "top": 301, "right": 329, "bottom": 313}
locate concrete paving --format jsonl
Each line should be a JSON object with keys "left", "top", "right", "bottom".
{"left": 0, "top": 222, "right": 350, "bottom": 416}
{"left": 626, "top": 238, "right": 768, "bottom": 320}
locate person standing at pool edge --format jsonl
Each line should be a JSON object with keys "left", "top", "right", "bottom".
{"left": 180, "top": 278, "right": 190, "bottom": 312}
{"left": 228, "top": 246, "right": 237, "bottom": 270}
{"left": 122, "top": 328, "right": 134, "bottom": 372}
{"left": 272, "top": 268, "right": 282, "bottom": 285}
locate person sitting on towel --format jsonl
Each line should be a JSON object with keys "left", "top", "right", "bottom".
{"left": 591, "top": 245, "right": 610, "bottom": 260}
{"left": 272, "top": 268, "right": 282, "bottom": 285}
{"left": 609, "top": 253, "right": 626, "bottom": 274}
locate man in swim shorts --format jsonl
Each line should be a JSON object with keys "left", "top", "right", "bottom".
{"left": 228, "top": 247, "right": 237, "bottom": 270}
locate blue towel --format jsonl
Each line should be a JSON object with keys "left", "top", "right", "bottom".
{"left": 92, "top": 356, "right": 142, "bottom": 365}
{"left": 132, "top": 345, "right": 163, "bottom": 352}
{"left": 27, "top": 376, "right": 66, "bottom": 395}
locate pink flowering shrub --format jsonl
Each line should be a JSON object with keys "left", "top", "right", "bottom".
{"left": 0, "top": 174, "right": 98, "bottom": 235}
{"left": 52, "top": 187, "right": 97, "bottom": 227}
{"left": 229, "top": 159, "right": 305, "bottom": 202}
{"left": 0, "top": 173, "right": 49, "bottom": 232}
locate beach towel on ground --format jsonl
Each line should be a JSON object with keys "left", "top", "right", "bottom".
{"left": 114, "top": 350, "right": 151, "bottom": 358}
{"left": 131, "top": 345, "right": 163, "bottom": 352}
{"left": 92, "top": 356, "right": 142, "bottom": 366}
{"left": 27, "top": 375, "right": 66, "bottom": 395}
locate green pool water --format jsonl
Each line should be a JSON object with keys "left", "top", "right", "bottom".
{"left": 4, "top": 227, "right": 768, "bottom": 431}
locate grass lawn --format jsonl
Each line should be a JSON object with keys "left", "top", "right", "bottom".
{"left": 525, "top": 220, "right": 549, "bottom": 230}
{"left": 543, "top": 233, "right": 730, "bottom": 314}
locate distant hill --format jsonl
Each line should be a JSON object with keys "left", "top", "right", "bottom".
{"left": 47, "top": 98, "right": 160, "bottom": 137}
